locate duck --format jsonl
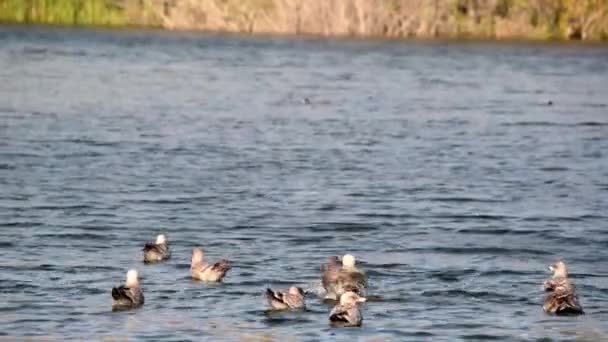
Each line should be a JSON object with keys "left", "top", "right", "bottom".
{"left": 542, "top": 261, "right": 584, "bottom": 315}
{"left": 266, "top": 286, "right": 306, "bottom": 310}
{"left": 322, "top": 254, "right": 368, "bottom": 299}
{"left": 191, "top": 247, "right": 231, "bottom": 282}
{"left": 329, "top": 291, "right": 366, "bottom": 327}
{"left": 111, "top": 269, "right": 144, "bottom": 311}
{"left": 143, "top": 234, "right": 170, "bottom": 263}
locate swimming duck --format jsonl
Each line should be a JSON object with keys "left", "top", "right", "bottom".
{"left": 143, "top": 234, "right": 170, "bottom": 263}
{"left": 111, "top": 269, "right": 144, "bottom": 311}
{"left": 543, "top": 261, "right": 584, "bottom": 315}
{"left": 329, "top": 291, "right": 366, "bottom": 327}
{"left": 191, "top": 247, "right": 231, "bottom": 282}
{"left": 322, "top": 254, "right": 368, "bottom": 299}
{"left": 266, "top": 286, "right": 306, "bottom": 310}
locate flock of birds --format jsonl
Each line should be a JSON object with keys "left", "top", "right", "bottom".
{"left": 111, "top": 234, "right": 584, "bottom": 327}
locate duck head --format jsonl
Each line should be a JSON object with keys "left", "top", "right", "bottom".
{"left": 289, "top": 286, "right": 305, "bottom": 296}
{"left": 156, "top": 234, "right": 167, "bottom": 244}
{"left": 342, "top": 254, "right": 356, "bottom": 269}
{"left": 126, "top": 269, "right": 140, "bottom": 287}
{"left": 549, "top": 261, "right": 568, "bottom": 278}
{"left": 192, "top": 248, "right": 205, "bottom": 265}
{"left": 340, "top": 291, "right": 366, "bottom": 305}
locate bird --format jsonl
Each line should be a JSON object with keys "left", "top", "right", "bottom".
{"left": 142, "top": 234, "right": 170, "bottom": 263}
{"left": 190, "top": 247, "right": 231, "bottom": 282}
{"left": 542, "top": 261, "right": 584, "bottom": 315}
{"left": 111, "top": 269, "right": 144, "bottom": 311}
{"left": 322, "top": 254, "right": 368, "bottom": 299}
{"left": 329, "top": 291, "right": 367, "bottom": 327}
{"left": 265, "top": 286, "right": 306, "bottom": 310}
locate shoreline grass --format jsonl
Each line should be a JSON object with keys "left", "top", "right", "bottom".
{"left": 1, "top": 0, "right": 607, "bottom": 41}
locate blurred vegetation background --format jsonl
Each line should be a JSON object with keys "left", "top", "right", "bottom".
{"left": 1, "top": 0, "right": 607, "bottom": 40}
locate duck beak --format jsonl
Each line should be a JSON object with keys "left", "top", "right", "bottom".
{"left": 356, "top": 297, "right": 367, "bottom": 303}
{"left": 548, "top": 265, "right": 555, "bottom": 272}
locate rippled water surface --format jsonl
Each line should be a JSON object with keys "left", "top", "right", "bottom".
{"left": 1, "top": 26, "right": 608, "bottom": 341}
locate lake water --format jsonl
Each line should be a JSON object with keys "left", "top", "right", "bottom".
{"left": 1, "top": 25, "right": 608, "bottom": 341}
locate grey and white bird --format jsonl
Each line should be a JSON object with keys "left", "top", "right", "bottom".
{"left": 329, "top": 291, "right": 366, "bottom": 327}
{"left": 142, "top": 234, "right": 170, "bottom": 263}
{"left": 322, "top": 254, "right": 368, "bottom": 299}
{"left": 111, "top": 269, "right": 144, "bottom": 311}
{"left": 266, "top": 286, "right": 306, "bottom": 310}
{"left": 191, "top": 247, "right": 231, "bottom": 282}
{"left": 543, "top": 261, "right": 584, "bottom": 315}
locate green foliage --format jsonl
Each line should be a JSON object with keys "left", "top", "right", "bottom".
{"left": 0, "top": 0, "right": 127, "bottom": 26}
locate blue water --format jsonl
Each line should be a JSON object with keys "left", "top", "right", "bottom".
{"left": 1, "top": 26, "right": 608, "bottom": 341}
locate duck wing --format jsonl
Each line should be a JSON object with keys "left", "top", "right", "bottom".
{"left": 142, "top": 242, "right": 158, "bottom": 252}
{"left": 544, "top": 277, "right": 572, "bottom": 292}
{"left": 334, "top": 271, "right": 368, "bottom": 296}
{"left": 266, "top": 288, "right": 289, "bottom": 309}
{"left": 201, "top": 259, "right": 231, "bottom": 281}
{"left": 544, "top": 284, "right": 584, "bottom": 315}
{"left": 143, "top": 242, "right": 169, "bottom": 254}
{"left": 112, "top": 285, "right": 144, "bottom": 308}
{"left": 329, "top": 304, "right": 350, "bottom": 323}
{"left": 112, "top": 286, "right": 133, "bottom": 301}
{"left": 543, "top": 279, "right": 558, "bottom": 291}
{"left": 329, "top": 304, "right": 361, "bottom": 326}
{"left": 143, "top": 243, "right": 170, "bottom": 262}
{"left": 211, "top": 259, "right": 231, "bottom": 273}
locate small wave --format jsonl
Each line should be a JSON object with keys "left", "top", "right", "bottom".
{"left": 0, "top": 282, "right": 40, "bottom": 291}
{"left": 521, "top": 214, "right": 605, "bottom": 222}
{"left": 61, "top": 138, "right": 122, "bottom": 147}
{"left": 409, "top": 246, "right": 549, "bottom": 256}
{"left": 478, "top": 269, "right": 538, "bottom": 277}
{"left": 421, "top": 289, "right": 527, "bottom": 303}
{"left": 502, "top": 121, "right": 608, "bottom": 127}
{"left": 317, "top": 204, "right": 339, "bottom": 211}
{"left": 0, "top": 163, "right": 16, "bottom": 170}
{"left": 29, "top": 204, "right": 92, "bottom": 211}
{"left": 428, "top": 269, "right": 477, "bottom": 282}
{"left": 425, "top": 197, "right": 508, "bottom": 203}
{"left": 539, "top": 166, "right": 569, "bottom": 172}
{"left": 52, "top": 151, "right": 105, "bottom": 158}
{"left": 406, "top": 331, "right": 435, "bottom": 337}
{"left": 577, "top": 121, "right": 608, "bottom": 126}
{"left": 35, "top": 233, "right": 112, "bottom": 241}
{"left": 21, "top": 47, "right": 89, "bottom": 58}
{"left": 581, "top": 103, "right": 607, "bottom": 108}
{"left": 307, "top": 222, "right": 377, "bottom": 232}
{"left": 455, "top": 228, "right": 540, "bottom": 235}
{"left": 434, "top": 214, "right": 514, "bottom": 221}
{"left": 459, "top": 334, "right": 510, "bottom": 340}
{"left": 132, "top": 198, "right": 200, "bottom": 205}
{"left": 502, "top": 121, "right": 557, "bottom": 127}
{"left": 0, "top": 152, "right": 45, "bottom": 158}
{"left": 288, "top": 236, "right": 331, "bottom": 244}
{"left": 354, "top": 212, "right": 415, "bottom": 219}
{"left": 1, "top": 221, "right": 42, "bottom": 228}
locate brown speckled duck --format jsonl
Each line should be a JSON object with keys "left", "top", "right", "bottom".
{"left": 543, "top": 261, "right": 584, "bottom": 315}
{"left": 266, "top": 286, "right": 306, "bottom": 310}
{"left": 143, "top": 234, "right": 170, "bottom": 263}
{"left": 111, "top": 269, "right": 144, "bottom": 311}
{"left": 322, "top": 254, "right": 368, "bottom": 299}
{"left": 329, "top": 291, "right": 366, "bottom": 327}
{"left": 190, "top": 247, "right": 231, "bottom": 282}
